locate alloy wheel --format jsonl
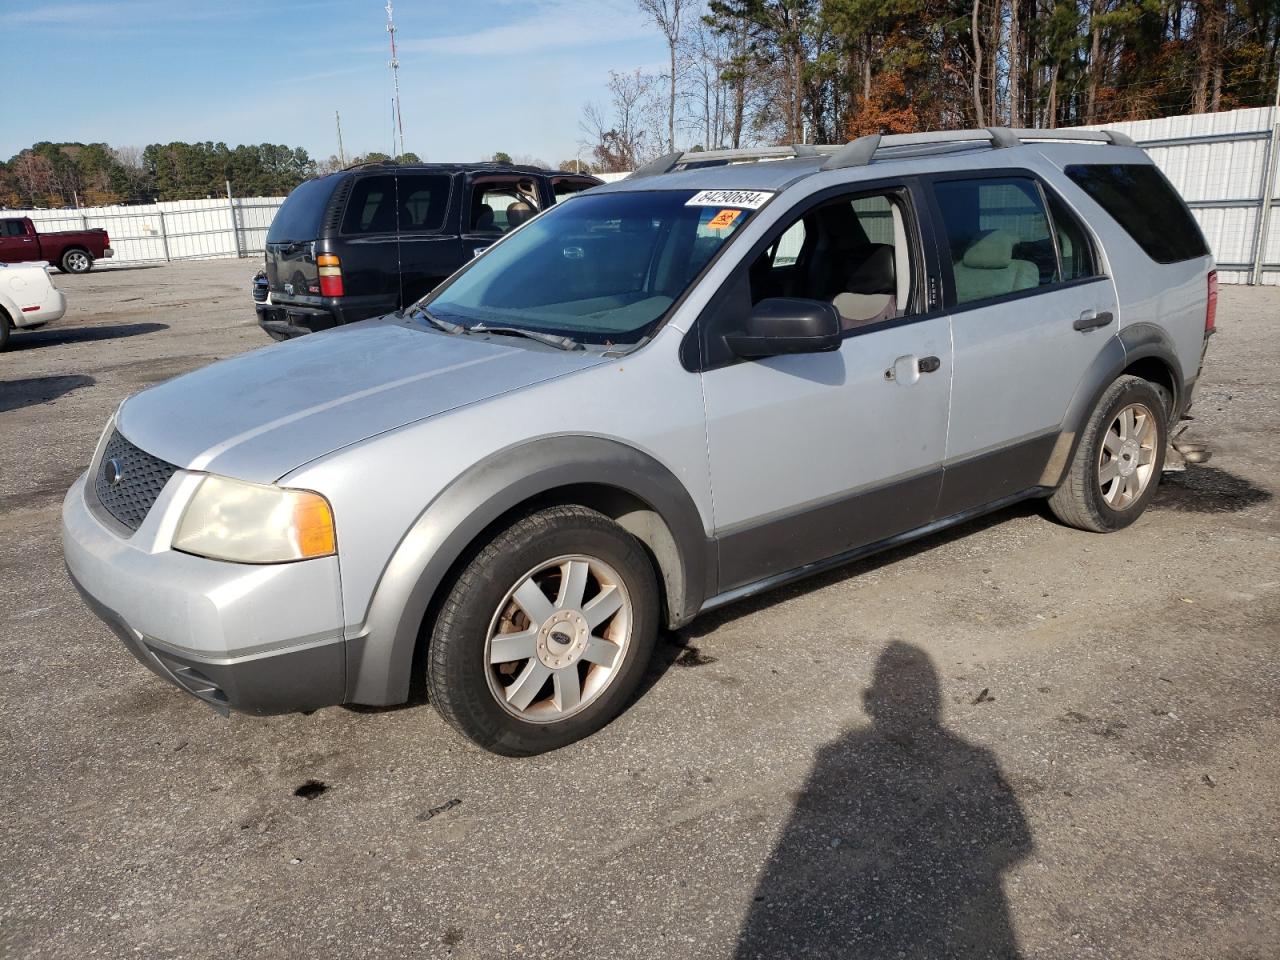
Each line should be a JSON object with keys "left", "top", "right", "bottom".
{"left": 1098, "top": 402, "right": 1158, "bottom": 509}
{"left": 484, "top": 554, "right": 632, "bottom": 723}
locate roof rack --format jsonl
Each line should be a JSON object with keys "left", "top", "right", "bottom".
{"left": 627, "top": 126, "right": 1137, "bottom": 179}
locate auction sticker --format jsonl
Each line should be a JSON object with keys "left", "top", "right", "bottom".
{"left": 706, "top": 209, "right": 743, "bottom": 230}
{"left": 685, "top": 189, "right": 773, "bottom": 209}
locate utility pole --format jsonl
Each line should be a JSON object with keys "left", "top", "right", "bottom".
{"left": 386, "top": 0, "right": 405, "bottom": 158}
{"left": 335, "top": 110, "right": 346, "bottom": 167}
{"left": 1251, "top": 67, "right": 1280, "bottom": 285}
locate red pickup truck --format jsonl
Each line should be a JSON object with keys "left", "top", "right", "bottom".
{"left": 0, "top": 217, "right": 113, "bottom": 273}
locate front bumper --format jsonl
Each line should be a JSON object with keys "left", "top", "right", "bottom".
{"left": 61, "top": 470, "right": 347, "bottom": 715}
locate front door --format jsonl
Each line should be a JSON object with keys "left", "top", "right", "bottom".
{"left": 925, "top": 173, "right": 1120, "bottom": 516}
{"left": 698, "top": 185, "right": 953, "bottom": 593}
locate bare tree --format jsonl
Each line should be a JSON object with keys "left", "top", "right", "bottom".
{"left": 636, "top": 0, "right": 685, "bottom": 152}
{"left": 681, "top": 13, "right": 732, "bottom": 149}
{"left": 580, "top": 70, "right": 661, "bottom": 172}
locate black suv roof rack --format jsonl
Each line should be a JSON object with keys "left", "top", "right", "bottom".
{"left": 628, "top": 126, "right": 1137, "bottom": 179}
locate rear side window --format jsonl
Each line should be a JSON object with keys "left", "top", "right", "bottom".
{"left": 266, "top": 177, "right": 335, "bottom": 244}
{"left": 1065, "top": 164, "right": 1207, "bottom": 264}
{"left": 933, "top": 177, "right": 1057, "bottom": 305}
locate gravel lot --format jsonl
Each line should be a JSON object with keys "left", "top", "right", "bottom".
{"left": 1, "top": 259, "right": 1277, "bottom": 959}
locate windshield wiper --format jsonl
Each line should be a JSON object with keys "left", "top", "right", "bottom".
{"left": 467, "top": 324, "right": 581, "bottom": 351}
{"left": 409, "top": 306, "right": 466, "bottom": 335}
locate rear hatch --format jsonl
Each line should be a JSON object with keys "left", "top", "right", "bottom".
{"left": 264, "top": 175, "right": 347, "bottom": 301}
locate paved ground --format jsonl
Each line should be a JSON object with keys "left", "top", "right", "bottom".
{"left": 1, "top": 259, "right": 1277, "bottom": 959}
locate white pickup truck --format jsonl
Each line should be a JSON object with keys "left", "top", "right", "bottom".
{"left": 0, "top": 261, "right": 67, "bottom": 350}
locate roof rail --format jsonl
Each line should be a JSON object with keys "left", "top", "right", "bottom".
{"left": 628, "top": 127, "right": 1137, "bottom": 179}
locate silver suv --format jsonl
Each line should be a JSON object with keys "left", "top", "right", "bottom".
{"left": 63, "top": 128, "right": 1216, "bottom": 755}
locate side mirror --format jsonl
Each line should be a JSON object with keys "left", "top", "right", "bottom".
{"left": 724, "top": 298, "right": 843, "bottom": 359}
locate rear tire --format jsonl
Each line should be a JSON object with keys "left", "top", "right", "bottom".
{"left": 427, "top": 505, "right": 659, "bottom": 756}
{"left": 60, "top": 249, "right": 93, "bottom": 274}
{"left": 0, "top": 309, "right": 11, "bottom": 351}
{"left": 1048, "top": 375, "right": 1167, "bottom": 532}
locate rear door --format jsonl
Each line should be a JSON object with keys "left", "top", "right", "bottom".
{"left": 393, "top": 171, "right": 460, "bottom": 303}
{"left": 925, "top": 171, "right": 1119, "bottom": 515}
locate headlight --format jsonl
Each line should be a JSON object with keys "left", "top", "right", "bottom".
{"left": 173, "top": 475, "right": 336, "bottom": 563}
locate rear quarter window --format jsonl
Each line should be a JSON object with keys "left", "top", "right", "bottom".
{"left": 1065, "top": 163, "right": 1207, "bottom": 264}
{"left": 266, "top": 176, "right": 337, "bottom": 244}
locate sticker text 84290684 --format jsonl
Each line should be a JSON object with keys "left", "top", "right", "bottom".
{"left": 685, "top": 190, "right": 774, "bottom": 210}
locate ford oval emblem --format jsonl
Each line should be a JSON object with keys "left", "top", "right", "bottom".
{"left": 103, "top": 457, "right": 125, "bottom": 486}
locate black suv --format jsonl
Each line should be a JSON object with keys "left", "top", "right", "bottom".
{"left": 254, "top": 162, "right": 601, "bottom": 339}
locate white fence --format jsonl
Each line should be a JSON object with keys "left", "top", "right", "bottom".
{"left": 3, "top": 107, "right": 1277, "bottom": 282}
{"left": 3, "top": 193, "right": 286, "bottom": 264}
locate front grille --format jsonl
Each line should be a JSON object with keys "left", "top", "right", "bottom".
{"left": 94, "top": 429, "right": 179, "bottom": 531}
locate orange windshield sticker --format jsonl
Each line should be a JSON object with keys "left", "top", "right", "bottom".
{"left": 707, "top": 209, "right": 742, "bottom": 230}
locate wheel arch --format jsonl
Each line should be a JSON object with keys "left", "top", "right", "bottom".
{"left": 346, "top": 435, "right": 713, "bottom": 706}
{"left": 1039, "top": 325, "right": 1183, "bottom": 489}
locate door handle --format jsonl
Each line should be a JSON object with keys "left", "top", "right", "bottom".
{"left": 1073, "top": 310, "right": 1114, "bottom": 331}
{"left": 884, "top": 355, "right": 941, "bottom": 383}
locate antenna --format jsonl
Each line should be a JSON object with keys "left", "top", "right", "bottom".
{"left": 385, "top": 0, "right": 405, "bottom": 158}
{"left": 335, "top": 110, "right": 346, "bottom": 167}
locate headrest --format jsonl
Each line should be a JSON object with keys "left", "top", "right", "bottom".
{"left": 961, "top": 230, "right": 1014, "bottom": 270}
{"left": 846, "top": 244, "right": 895, "bottom": 294}
{"left": 506, "top": 201, "right": 534, "bottom": 228}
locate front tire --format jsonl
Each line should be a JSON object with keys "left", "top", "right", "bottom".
{"left": 60, "top": 249, "right": 93, "bottom": 274}
{"left": 427, "top": 505, "right": 659, "bottom": 756}
{"left": 1048, "top": 375, "right": 1167, "bottom": 532}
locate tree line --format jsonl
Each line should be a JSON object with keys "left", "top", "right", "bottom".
{"left": 0, "top": 140, "right": 331, "bottom": 209}
{"left": 582, "top": 0, "right": 1280, "bottom": 171}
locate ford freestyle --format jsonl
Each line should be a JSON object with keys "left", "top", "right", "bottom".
{"left": 64, "top": 128, "right": 1215, "bottom": 755}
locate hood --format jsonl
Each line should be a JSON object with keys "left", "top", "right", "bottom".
{"left": 117, "top": 318, "right": 610, "bottom": 483}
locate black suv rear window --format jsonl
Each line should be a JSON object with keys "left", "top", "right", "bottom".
{"left": 266, "top": 176, "right": 336, "bottom": 244}
{"left": 1065, "top": 164, "right": 1207, "bottom": 264}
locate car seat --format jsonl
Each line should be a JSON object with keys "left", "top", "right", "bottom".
{"left": 474, "top": 203, "right": 496, "bottom": 233}
{"left": 506, "top": 201, "right": 535, "bottom": 229}
{"left": 951, "top": 229, "right": 1039, "bottom": 302}
{"left": 832, "top": 244, "right": 897, "bottom": 328}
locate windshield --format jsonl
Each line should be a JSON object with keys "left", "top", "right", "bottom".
{"left": 421, "top": 190, "right": 760, "bottom": 345}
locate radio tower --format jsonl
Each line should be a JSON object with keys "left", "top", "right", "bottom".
{"left": 385, "top": 0, "right": 405, "bottom": 158}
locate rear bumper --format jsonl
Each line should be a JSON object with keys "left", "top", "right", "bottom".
{"left": 14, "top": 289, "right": 66, "bottom": 328}
{"left": 61, "top": 469, "right": 347, "bottom": 715}
{"left": 101, "top": 247, "right": 114, "bottom": 259}
{"left": 255, "top": 294, "right": 394, "bottom": 338}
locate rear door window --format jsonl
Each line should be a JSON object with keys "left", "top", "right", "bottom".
{"left": 1065, "top": 163, "right": 1207, "bottom": 264}
{"left": 397, "top": 173, "right": 451, "bottom": 232}
{"left": 1046, "top": 193, "right": 1098, "bottom": 281}
{"left": 933, "top": 177, "right": 1057, "bottom": 305}
{"left": 342, "top": 176, "right": 398, "bottom": 234}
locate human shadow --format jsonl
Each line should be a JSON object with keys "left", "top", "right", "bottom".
{"left": 735, "top": 641, "right": 1033, "bottom": 959}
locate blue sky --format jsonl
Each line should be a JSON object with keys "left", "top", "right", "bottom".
{"left": 0, "top": 0, "right": 666, "bottom": 165}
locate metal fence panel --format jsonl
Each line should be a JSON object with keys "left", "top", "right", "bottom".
{"left": 1079, "top": 106, "right": 1280, "bottom": 285}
